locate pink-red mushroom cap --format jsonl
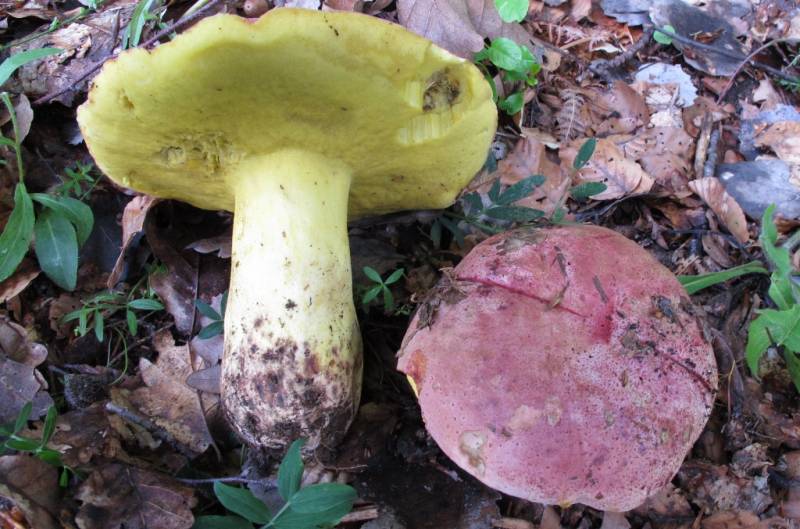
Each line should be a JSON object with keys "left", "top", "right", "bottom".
{"left": 397, "top": 224, "right": 717, "bottom": 512}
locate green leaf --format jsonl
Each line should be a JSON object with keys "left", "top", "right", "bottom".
{"left": 486, "top": 38, "right": 523, "bottom": 71}
{"left": 759, "top": 306, "right": 800, "bottom": 351}
{"left": 361, "top": 286, "right": 382, "bottom": 305}
{"left": 40, "top": 406, "right": 57, "bottom": 446}
{"left": 488, "top": 179, "right": 502, "bottom": 203}
{"left": 0, "top": 48, "right": 62, "bottom": 87}
{"left": 0, "top": 184, "right": 35, "bottom": 283}
{"left": 769, "top": 275, "right": 796, "bottom": 311}
{"left": 126, "top": 309, "right": 138, "bottom": 336}
{"left": 123, "top": 0, "right": 159, "bottom": 48}
{"left": 278, "top": 439, "right": 305, "bottom": 501}
{"left": 573, "top": 138, "right": 597, "bottom": 170}
{"left": 94, "top": 312, "right": 104, "bottom": 343}
{"left": 220, "top": 290, "right": 228, "bottom": 318}
{"left": 496, "top": 175, "right": 545, "bottom": 205}
{"left": 34, "top": 209, "right": 78, "bottom": 291}
{"left": 36, "top": 448, "right": 63, "bottom": 466}
{"left": 195, "top": 299, "right": 222, "bottom": 321}
{"left": 198, "top": 321, "right": 224, "bottom": 339}
{"left": 287, "top": 483, "right": 357, "bottom": 515}
{"left": 30, "top": 194, "right": 94, "bottom": 246}
{"left": 127, "top": 298, "right": 164, "bottom": 311}
{"left": 362, "top": 266, "right": 382, "bottom": 284}
{"left": 271, "top": 504, "right": 353, "bottom": 529}
{"left": 570, "top": 182, "right": 607, "bottom": 201}
{"left": 193, "top": 515, "right": 254, "bottom": 529}
{"left": 430, "top": 220, "right": 442, "bottom": 248}
{"left": 13, "top": 402, "right": 32, "bottom": 434}
{"left": 439, "top": 216, "right": 465, "bottom": 247}
{"left": 384, "top": 268, "right": 404, "bottom": 285}
{"left": 653, "top": 25, "right": 676, "bottom": 46}
{"left": 678, "top": 262, "right": 769, "bottom": 295}
{"left": 494, "top": 0, "right": 528, "bottom": 23}
{"left": 382, "top": 287, "right": 394, "bottom": 312}
{"left": 785, "top": 350, "right": 800, "bottom": 394}
{"left": 485, "top": 205, "right": 544, "bottom": 222}
{"left": 213, "top": 482, "right": 271, "bottom": 524}
{"left": 59, "top": 467, "right": 69, "bottom": 487}
{"left": 6, "top": 437, "right": 40, "bottom": 451}
{"left": 498, "top": 92, "right": 525, "bottom": 115}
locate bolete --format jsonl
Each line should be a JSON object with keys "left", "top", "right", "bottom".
{"left": 77, "top": 9, "right": 496, "bottom": 451}
{"left": 398, "top": 225, "right": 717, "bottom": 511}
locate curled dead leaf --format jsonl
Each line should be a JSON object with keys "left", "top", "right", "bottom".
{"left": 688, "top": 177, "right": 750, "bottom": 243}
{"left": 754, "top": 121, "right": 800, "bottom": 164}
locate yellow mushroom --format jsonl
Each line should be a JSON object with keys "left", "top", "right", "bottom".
{"left": 77, "top": 8, "right": 497, "bottom": 452}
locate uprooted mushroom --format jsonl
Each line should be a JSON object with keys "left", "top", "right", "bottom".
{"left": 398, "top": 224, "right": 718, "bottom": 511}
{"left": 77, "top": 8, "right": 497, "bottom": 452}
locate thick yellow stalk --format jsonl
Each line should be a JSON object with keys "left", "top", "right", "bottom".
{"left": 221, "top": 149, "right": 362, "bottom": 451}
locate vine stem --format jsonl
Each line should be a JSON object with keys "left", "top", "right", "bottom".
{"left": 1, "top": 92, "right": 25, "bottom": 184}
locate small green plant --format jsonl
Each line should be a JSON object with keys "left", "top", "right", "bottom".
{"left": 653, "top": 25, "right": 676, "bottom": 46}
{"left": 0, "top": 49, "right": 98, "bottom": 291}
{"left": 194, "top": 439, "right": 357, "bottom": 529}
{"left": 678, "top": 261, "right": 769, "bottom": 295}
{"left": 474, "top": 38, "right": 540, "bottom": 115}
{"left": 122, "top": 0, "right": 167, "bottom": 49}
{"left": 494, "top": 0, "right": 529, "bottom": 23}
{"left": 62, "top": 284, "right": 164, "bottom": 343}
{"left": 56, "top": 161, "right": 98, "bottom": 199}
{"left": 745, "top": 205, "right": 800, "bottom": 390}
{"left": 0, "top": 402, "right": 77, "bottom": 487}
{"left": 361, "top": 267, "right": 404, "bottom": 313}
{"left": 195, "top": 291, "right": 228, "bottom": 339}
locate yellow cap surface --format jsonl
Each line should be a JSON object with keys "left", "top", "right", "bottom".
{"left": 78, "top": 8, "right": 497, "bottom": 218}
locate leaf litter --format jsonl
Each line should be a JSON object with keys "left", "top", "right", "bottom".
{"left": 0, "top": 0, "right": 800, "bottom": 528}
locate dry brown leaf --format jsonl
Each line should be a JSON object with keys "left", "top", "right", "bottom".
{"left": 540, "top": 506, "right": 563, "bottom": 529}
{"left": 634, "top": 484, "right": 693, "bottom": 518}
{"left": 0, "top": 317, "right": 52, "bottom": 423}
{"left": 560, "top": 138, "right": 654, "bottom": 200}
{"left": 601, "top": 512, "right": 630, "bottom": 529}
{"left": 75, "top": 464, "right": 196, "bottom": 529}
{"left": 186, "top": 232, "right": 232, "bottom": 259}
{"left": 129, "top": 330, "right": 214, "bottom": 455}
{"left": 702, "top": 511, "right": 792, "bottom": 529}
{"left": 570, "top": 0, "right": 591, "bottom": 20}
{"left": 592, "top": 82, "right": 650, "bottom": 136}
{"left": 0, "top": 259, "right": 39, "bottom": 304}
{"left": 755, "top": 121, "right": 800, "bottom": 164}
{"left": 490, "top": 135, "right": 567, "bottom": 215}
{"left": 107, "top": 195, "right": 159, "bottom": 288}
{"left": 688, "top": 177, "right": 750, "bottom": 243}
{"left": 753, "top": 79, "right": 783, "bottom": 109}
{"left": 397, "top": 0, "right": 533, "bottom": 58}
{"left": 639, "top": 153, "right": 692, "bottom": 197}
{"left": 46, "top": 403, "right": 126, "bottom": 468}
{"left": 0, "top": 455, "right": 59, "bottom": 529}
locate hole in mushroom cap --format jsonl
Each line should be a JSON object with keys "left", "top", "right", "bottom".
{"left": 155, "top": 132, "right": 242, "bottom": 172}
{"left": 396, "top": 68, "right": 463, "bottom": 145}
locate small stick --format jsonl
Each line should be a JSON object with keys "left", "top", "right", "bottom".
{"left": 717, "top": 38, "right": 799, "bottom": 102}
{"left": 177, "top": 475, "right": 275, "bottom": 486}
{"left": 703, "top": 127, "right": 721, "bottom": 178}
{"left": 105, "top": 402, "right": 196, "bottom": 458}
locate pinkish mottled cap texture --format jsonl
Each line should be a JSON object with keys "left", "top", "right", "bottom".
{"left": 397, "top": 224, "right": 717, "bottom": 512}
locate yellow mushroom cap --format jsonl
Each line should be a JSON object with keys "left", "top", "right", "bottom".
{"left": 77, "top": 8, "right": 497, "bottom": 217}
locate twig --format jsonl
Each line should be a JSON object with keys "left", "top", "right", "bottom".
{"left": 588, "top": 25, "right": 655, "bottom": 81}
{"left": 177, "top": 475, "right": 275, "bottom": 485}
{"left": 703, "top": 127, "right": 721, "bottom": 178}
{"left": 653, "top": 27, "right": 799, "bottom": 84}
{"left": 717, "top": 38, "right": 799, "bottom": 102}
{"left": 32, "top": 0, "right": 224, "bottom": 106}
{"left": 105, "top": 402, "right": 196, "bottom": 458}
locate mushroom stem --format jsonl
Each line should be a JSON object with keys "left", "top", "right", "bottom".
{"left": 221, "top": 149, "right": 362, "bottom": 452}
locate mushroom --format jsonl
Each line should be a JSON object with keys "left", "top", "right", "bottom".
{"left": 397, "top": 224, "right": 717, "bottom": 511}
{"left": 77, "top": 9, "right": 496, "bottom": 451}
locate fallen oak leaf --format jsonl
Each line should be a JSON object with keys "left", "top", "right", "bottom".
{"left": 0, "top": 455, "right": 59, "bottom": 529}
{"left": 688, "top": 177, "right": 750, "bottom": 243}
{"left": 107, "top": 195, "right": 159, "bottom": 289}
